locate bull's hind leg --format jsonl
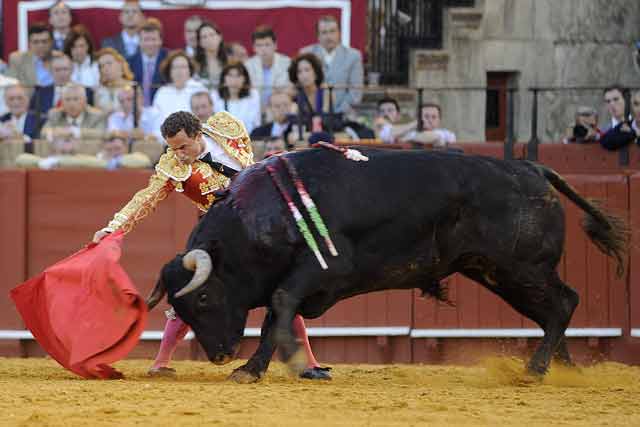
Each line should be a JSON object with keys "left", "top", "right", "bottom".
{"left": 498, "top": 268, "right": 579, "bottom": 376}
{"left": 464, "top": 264, "right": 578, "bottom": 376}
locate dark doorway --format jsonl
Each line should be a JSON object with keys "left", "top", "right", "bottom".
{"left": 485, "top": 72, "right": 514, "bottom": 142}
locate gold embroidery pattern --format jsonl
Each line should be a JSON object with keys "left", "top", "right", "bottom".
{"left": 202, "top": 112, "right": 255, "bottom": 168}
{"left": 105, "top": 172, "right": 172, "bottom": 234}
{"left": 195, "top": 161, "right": 230, "bottom": 195}
{"left": 195, "top": 194, "right": 217, "bottom": 213}
{"left": 155, "top": 151, "right": 192, "bottom": 182}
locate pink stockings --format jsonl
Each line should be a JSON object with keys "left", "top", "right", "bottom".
{"left": 151, "top": 313, "right": 320, "bottom": 369}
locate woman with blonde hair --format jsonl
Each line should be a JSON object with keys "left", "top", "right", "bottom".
{"left": 94, "top": 47, "right": 134, "bottom": 114}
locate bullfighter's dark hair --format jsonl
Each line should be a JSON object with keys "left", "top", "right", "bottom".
{"left": 161, "top": 111, "right": 202, "bottom": 139}
{"left": 288, "top": 53, "right": 324, "bottom": 87}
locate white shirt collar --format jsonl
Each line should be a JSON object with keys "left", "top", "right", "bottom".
{"left": 121, "top": 31, "right": 139, "bottom": 44}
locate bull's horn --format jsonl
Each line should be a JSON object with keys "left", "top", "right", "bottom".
{"left": 146, "top": 278, "right": 166, "bottom": 311}
{"left": 175, "top": 249, "right": 212, "bottom": 298}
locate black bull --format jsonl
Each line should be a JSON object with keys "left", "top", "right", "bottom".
{"left": 147, "top": 148, "right": 627, "bottom": 382}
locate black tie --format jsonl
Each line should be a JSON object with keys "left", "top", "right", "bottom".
{"left": 200, "top": 153, "right": 239, "bottom": 179}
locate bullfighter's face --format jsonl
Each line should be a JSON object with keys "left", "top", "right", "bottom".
{"left": 166, "top": 130, "right": 205, "bottom": 165}
{"left": 163, "top": 255, "right": 247, "bottom": 365}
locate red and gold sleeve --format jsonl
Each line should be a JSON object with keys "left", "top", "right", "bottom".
{"left": 101, "top": 172, "right": 174, "bottom": 234}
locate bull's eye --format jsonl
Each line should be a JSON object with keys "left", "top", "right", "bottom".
{"left": 197, "top": 293, "right": 208, "bottom": 308}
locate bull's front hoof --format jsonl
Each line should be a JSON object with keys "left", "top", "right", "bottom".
{"left": 228, "top": 366, "right": 262, "bottom": 384}
{"left": 299, "top": 367, "right": 332, "bottom": 380}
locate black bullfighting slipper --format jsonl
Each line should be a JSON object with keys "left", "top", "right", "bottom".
{"left": 147, "top": 367, "right": 177, "bottom": 378}
{"left": 299, "top": 366, "right": 332, "bottom": 380}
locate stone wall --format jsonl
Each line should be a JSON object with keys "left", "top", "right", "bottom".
{"left": 410, "top": 0, "right": 640, "bottom": 142}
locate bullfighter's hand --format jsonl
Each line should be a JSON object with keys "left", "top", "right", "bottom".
{"left": 92, "top": 229, "right": 111, "bottom": 243}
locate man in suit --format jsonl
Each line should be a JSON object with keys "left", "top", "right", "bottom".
{"left": 101, "top": 0, "right": 144, "bottom": 59}
{"left": 29, "top": 53, "right": 94, "bottom": 116}
{"left": 127, "top": 18, "right": 168, "bottom": 107}
{"left": 250, "top": 91, "right": 292, "bottom": 142}
{"left": 7, "top": 22, "right": 54, "bottom": 91}
{"left": 190, "top": 91, "right": 214, "bottom": 123}
{"left": 0, "top": 84, "right": 43, "bottom": 149}
{"left": 244, "top": 26, "right": 292, "bottom": 110}
{"left": 42, "top": 83, "right": 106, "bottom": 141}
{"left": 49, "top": 1, "right": 72, "bottom": 51}
{"left": 300, "top": 15, "right": 363, "bottom": 114}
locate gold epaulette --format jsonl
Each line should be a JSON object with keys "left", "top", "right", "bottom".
{"left": 155, "top": 151, "right": 192, "bottom": 192}
{"left": 202, "top": 111, "right": 255, "bottom": 168}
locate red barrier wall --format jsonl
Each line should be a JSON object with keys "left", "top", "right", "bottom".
{"left": 0, "top": 170, "right": 26, "bottom": 356}
{"left": 0, "top": 166, "right": 638, "bottom": 366}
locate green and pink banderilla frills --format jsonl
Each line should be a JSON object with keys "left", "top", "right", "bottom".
{"left": 279, "top": 156, "right": 338, "bottom": 257}
{"left": 266, "top": 164, "right": 329, "bottom": 270}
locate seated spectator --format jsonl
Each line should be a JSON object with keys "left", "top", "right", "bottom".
{"left": 94, "top": 48, "right": 134, "bottom": 114}
{"left": 15, "top": 132, "right": 98, "bottom": 169}
{"left": 289, "top": 52, "right": 331, "bottom": 122}
{"left": 600, "top": 85, "right": 635, "bottom": 151}
{"left": 194, "top": 21, "right": 227, "bottom": 89}
{"left": 632, "top": 90, "right": 640, "bottom": 136}
{"left": 128, "top": 18, "right": 168, "bottom": 106}
{"left": 190, "top": 90, "right": 214, "bottom": 122}
{"left": 226, "top": 42, "right": 249, "bottom": 63}
{"left": 101, "top": 0, "right": 144, "bottom": 58}
{"left": 251, "top": 91, "right": 293, "bottom": 141}
{"left": 211, "top": 62, "right": 260, "bottom": 133}
{"left": 97, "top": 130, "right": 151, "bottom": 169}
{"left": 0, "top": 74, "right": 20, "bottom": 116}
{"left": 373, "top": 96, "right": 414, "bottom": 144}
{"left": 602, "top": 85, "right": 627, "bottom": 132}
{"left": 108, "top": 85, "right": 162, "bottom": 143}
{"left": 42, "top": 83, "right": 106, "bottom": 141}
{"left": 183, "top": 15, "right": 203, "bottom": 57}
{"left": 562, "top": 106, "right": 601, "bottom": 144}
{"left": 30, "top": 52, "right": 94, "bottom": 116}
{"left": 244, "top": 25, "right": 292, "bottom": 109}
{"left": 0, "top": 84, "right": 43, "bottom": 151}
{"left": 401, "top": 103, "right": 456, "bottom": 146}
{"left": 7, "top": 22, "right": 54, "bottom": 91}
{"left": 64, "top": 25, "right": 100, "bottom": 89}
{"left": 49, "top": 1, "right": 72, "bottom": 51}
{"left": 300, "top": 15, "right": 363, "bottom": 114}
{"left": 153, "top": 50, "right": 206, "bottom": 124}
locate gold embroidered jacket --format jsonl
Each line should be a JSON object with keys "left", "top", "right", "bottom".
{"left": 102, "top": 111, "right": 254, "bottom": 234}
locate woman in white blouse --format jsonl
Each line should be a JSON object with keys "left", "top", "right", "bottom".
{"left": 64, "top": 25, "right": 100, "bottom": 89}
{"left": 153, "top": 50, "right": 207, "bottom": 124}
{"left": 211, "top": 62, "right": 261, "bottom": 133}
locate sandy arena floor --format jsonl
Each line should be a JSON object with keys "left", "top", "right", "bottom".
{"left": 0, "top": 357, "right": 639, "bottom": 426}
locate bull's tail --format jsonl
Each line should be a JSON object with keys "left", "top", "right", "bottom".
{"left": 537, "top": 164, "right": 629, "bottom": 277}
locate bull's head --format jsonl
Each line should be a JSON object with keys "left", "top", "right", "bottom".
{"left": 146, "top": 248, "right": 248, "bottom": 365}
